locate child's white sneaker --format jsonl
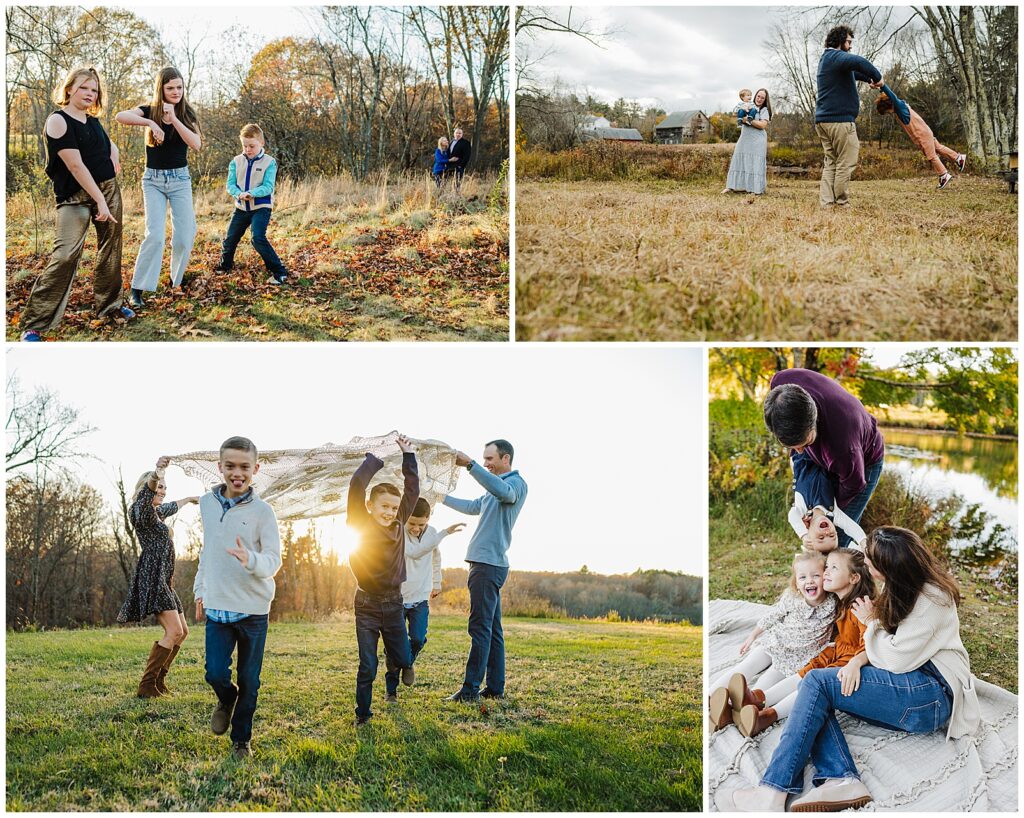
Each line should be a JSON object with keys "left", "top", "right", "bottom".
{"left": 938, "top": 172, "right": 952, "bottom": 190}
{"left": 956, "top": 153, "right": 966, "bottom": 172}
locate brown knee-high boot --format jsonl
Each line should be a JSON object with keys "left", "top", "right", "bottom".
{"left": 156, "top": 644, "right": 181, "bottom": 695}
{"left": 137, "top": 642, "right": 172, "bottom": 698}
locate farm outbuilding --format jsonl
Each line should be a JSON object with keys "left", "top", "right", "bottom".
{"left": 655, "top": 110, "right": 711, "bottom": 144}
{"left": 581, "top": 126, "right": 644, "bottom": 143}
{"left": 580, "top": 114, "right": 612, "bottom": 132}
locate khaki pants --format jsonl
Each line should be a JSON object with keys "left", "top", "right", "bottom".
{"left": 815, "top": 122, "right": 860, "bottom": 205}
{"left": 922, "top": 139, "right": 959, "bottom": 176}
{"left": 21, "top": 177, "right": 124, "bottom": 333}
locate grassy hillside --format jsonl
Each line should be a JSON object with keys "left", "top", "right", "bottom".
{"left": 516, "top": 176, "right": 1016, "bottom": 341}
{"left": 6, "top": 615, "right": 702, "bottom": 811}
{"left": 6, "top": 174, "right": 509, "bottom": 342}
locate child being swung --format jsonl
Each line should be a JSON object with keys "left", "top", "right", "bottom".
{"left": 708, "top": 551, "right": 836, "bottom": 732}
{"left": 876, "top": 85, "right": 965, "bottom": 190}
{"left": 735, "top": 548, "right": 876, "bottom": 737}
{"left": 789, "top": 451, "right": 867, "bottom": 553}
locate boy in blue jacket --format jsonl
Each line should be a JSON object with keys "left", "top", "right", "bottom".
{"left": 214, "top": 123, "right": 289, "bottom": 284}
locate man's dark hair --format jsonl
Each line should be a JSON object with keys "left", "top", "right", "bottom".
{"left": 369, "top": 483, "right": 401, "bottom": 502}
{"left": 486, "top": 439, "right": 514, "bottom": 464}
{"left": 825, "top": 25, "right": 854, "bottom": 50}
{"left": 763, "top": 384, "right": 818, "bottom": 446}
{"left": 412, "top": 498, "right": 431, "bottom": 518}
{"left": 220, "top": 436, "right": 258, "bottom": 459}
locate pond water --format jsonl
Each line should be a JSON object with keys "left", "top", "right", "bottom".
{"left": 882, "top": 427, "right": 1018, "bottom": 552}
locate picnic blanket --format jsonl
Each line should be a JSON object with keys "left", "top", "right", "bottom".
{"left": 172, "top": 431, "right": 460, "bottom": 521}
{"left": 709, "top": 599, "right": 1018, "bottom": 812}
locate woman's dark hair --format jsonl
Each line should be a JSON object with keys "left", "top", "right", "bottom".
{"left": 825, "top": 25, "right": 855, "bottom": 50}
{"left": 763, "top": 383, "right": 818, "bottom": 446}
{"left": 829, "top": 548, "right": 874, "bottom": 629}
{"left": 753, "top": 88, "right": 773, "bottom": 119}
{"left": 866, "top": 526, "right": 961, "bottom": 632}
{"left": 875, "top": 93, "right": 894, "bottom": 115}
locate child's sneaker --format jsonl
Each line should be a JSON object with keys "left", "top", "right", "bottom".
{"left": 401, "top": 666, "right": 416, "bottom": 686}
{"left": 385, "top": 693, "right": 399, "bottom": 703}
{"left": 116, "top": 305, "right": 137, "bottom": 321}
{"left": 938, "top": 172, "right": 953, "bottom": 190}
{"left": 267, "top": 273, "right": 288, "bottom": 286}
{"left": 213, "top": 262, "right": 232, "bottom": 274}
{"left": 231, "top": 741, "right": 252, "bottom": 761}
{"left": 355, "top": 714, "right": 373, "bottom": 726}
{"left": 20, "top": 331, "right": 42, "bottom": 342}
{"left": 956, "top": 154, "right": 966, "bottom": 172}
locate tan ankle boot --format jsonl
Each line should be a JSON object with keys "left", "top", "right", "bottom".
{"left": 728, "top": 672, "right": 765, "bottom": 718}
{"left": 156, "top": 644, "right": 180, "bottom": 695}
{"left": 137, "top": 642, "right": 172, "bottom": 698}
{"left": 738, "top": 704, "right": 778, "bottom": 737}
{"left": 708, "top": 687, "right": 733, "bottom": 731}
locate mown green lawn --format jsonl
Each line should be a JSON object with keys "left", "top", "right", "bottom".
{"left": 6, "top": 615, "right": 702, "bottom": 811}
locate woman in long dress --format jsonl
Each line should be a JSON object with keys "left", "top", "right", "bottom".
{"left": 723, "top": 88, "right": 772, "bottom": 195}
{"left": 118, "top": 456, "right": 198, "bottom": 697}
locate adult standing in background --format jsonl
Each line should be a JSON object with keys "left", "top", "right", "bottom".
{"left": 443, "top": 440, "right": 528, "bottom": 703}
{"left": 448, "top": 127, "right": 472, "bottom": 187}
{"left": 763, "top": 368, "right": 885, "bottom": 524}
{"left": 815, "top": 25, "right": 883, "bottom": 206}
{"left": 723, "top": 88, "right": 772, "bottom": 195}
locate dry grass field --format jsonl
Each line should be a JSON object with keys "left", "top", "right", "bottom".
{"left": 516, "top": 148, "right": 1017, "bottom": 341}
{"left": 7, "top": 172, "right": 509, "bottom": 341}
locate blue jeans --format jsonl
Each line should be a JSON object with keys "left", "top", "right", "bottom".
{"left": 384, "top": 600, "right": 430, "bottom": 695}
{"left": 132, "top": 168, "right": 196, "bottom": 290}
{"left": 461, "top": 562, "right": 509, "bottom": 695}
{"left": 218, "top": 207, "right": 286, "bottom": 277}
{"left": 204, "top": 614, "right": 269, "bottom": 743}
{"left": 838, "top": 458, "right": 884, "bottom": 524}
{"left": 761, "top": 663, "right": 953, "bottom": 793}
{"left": 354, "top": 590, "right": 413, "bottom": 719}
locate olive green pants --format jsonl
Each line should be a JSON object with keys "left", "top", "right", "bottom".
{"left": 21, "top": 177, "right": 124, "bottom": 333}
{"left": 815, "top": 121, "right": 860, "bottom": 206}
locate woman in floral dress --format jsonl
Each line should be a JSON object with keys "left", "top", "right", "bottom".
{"left": 118, "top": 456, "right": 198, "bottom": 697}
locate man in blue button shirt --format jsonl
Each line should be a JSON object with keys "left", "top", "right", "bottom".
{"left": 442, "top": 439, "right": 528, "bottom": 702}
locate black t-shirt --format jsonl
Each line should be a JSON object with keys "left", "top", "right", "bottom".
{"left": 45, "top": 110, "right": 116, "bottom": 202}
{"left": 139, "top": 105, "right": 189, "bottom": 170}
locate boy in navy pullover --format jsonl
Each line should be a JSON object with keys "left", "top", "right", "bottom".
{"left": 347, "top": 435, "right": 419, "bottom": 724}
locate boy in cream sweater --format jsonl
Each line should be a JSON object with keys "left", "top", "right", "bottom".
{"left": 193, "top": 436, "right": 282, "bottom": 761}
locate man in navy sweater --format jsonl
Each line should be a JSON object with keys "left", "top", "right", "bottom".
{"left": 815, "top": 25, "right": 883, "bottom": 206}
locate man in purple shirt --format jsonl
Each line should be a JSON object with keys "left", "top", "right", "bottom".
{"left": 763, "top": 368, "right": 885, "bottom": 523}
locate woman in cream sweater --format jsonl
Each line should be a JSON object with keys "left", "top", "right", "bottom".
{"left": 721, "top": 526, "right": 980, "bottom": 813}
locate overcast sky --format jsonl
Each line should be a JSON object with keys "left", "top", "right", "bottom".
{"left": 7, "top": 345, "right": 704, "bottom": 577}
{"left": 518, "top": 6, "right": 913, "bottom": 115}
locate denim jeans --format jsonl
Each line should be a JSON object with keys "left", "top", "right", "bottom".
{"left": 218, "top": 207, "right": 286, "bottom": 276}
{"left": 838, "top": 458, "right": 884, "bottom": 524}
{"left": 461, "top": 562, "right": 509, "bottom": 695}
{"left": 132, "top": 167, "right": 196, "bottom": 290}
{"left": 384, "top": 600, "right": 430, "bottom": 695}
{"left": 204, "top": 614, "right": 269, "bottom": 743}
{"left": 354, "top": 590, "right": 413, "bottom": 719}
{"left": 761, "top": 662, "right": 953, "bottom": 793}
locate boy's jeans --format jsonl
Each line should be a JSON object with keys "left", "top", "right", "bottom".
{"left": 132, "top": 167, "right": 196, "bottom": 291}
{"left": 839, "top": 458, "right": 884, "bottom": 524}
{"left": 760, "top": 663, "right": 953, "bottom": 793}
{"left": 385, "top": 600, "right": 430, "bottom": 695}
{"left": 204, "top": 614, "right": 269, "bottom": 743}
{"left": 460, "top": 562, "right": 509, "bottom": 696}
{"left": 218, "top": 207, "right": 287, "bottom": 276}
{"left": 354, "top": 589, "right": 413, "bottom": 719}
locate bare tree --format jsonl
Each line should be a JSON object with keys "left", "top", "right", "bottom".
{"left": 6, "top": 373, "right": 95, "bottom": 474}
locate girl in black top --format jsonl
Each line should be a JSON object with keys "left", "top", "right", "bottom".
{"left": 118, "top": 456, "right": 199, "bottom": 697}
{"left": 19, "top": 66, "right": 133, "bottom": 341}
{"left": 116, "top": 66, "right": 202, "bottom": 306}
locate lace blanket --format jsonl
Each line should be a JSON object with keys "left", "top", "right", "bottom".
{"left": 172, "top": 431, "right": 460, "bottom": 521}
{"left": 709, "top": 599, "right": 1018, "bottom": 812}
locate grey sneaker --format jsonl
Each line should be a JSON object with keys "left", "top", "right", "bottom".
{"left": 385, "top": 693, "right": 399, "bottom": 703}
{"left": 231, "top": 741, "right": 252, "bottom": 761}
{"left": 401, "top": 665, "right": 416, "bottom": 686}
{"left": 211, "top": 700, "right": 234, "bottom": 735}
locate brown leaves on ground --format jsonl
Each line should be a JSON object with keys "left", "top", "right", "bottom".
{"left": 6, "top": 220, "right": 508, "bottom": 342}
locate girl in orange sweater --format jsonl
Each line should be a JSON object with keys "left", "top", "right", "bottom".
{"left": 876, "top": 85, "right": 965, "bottom": 190}
{"left": 736, "top": 548, "right": 876, "bottom": 737}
